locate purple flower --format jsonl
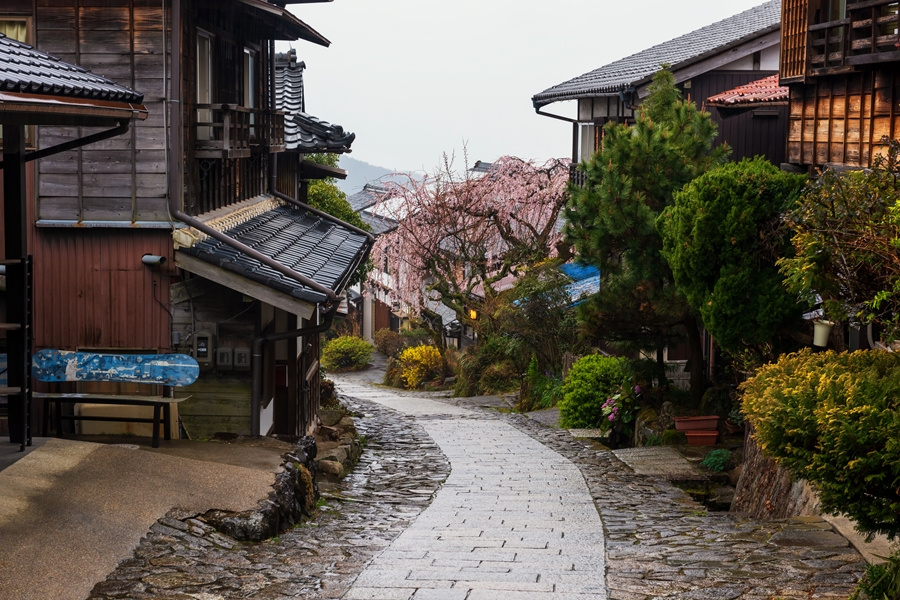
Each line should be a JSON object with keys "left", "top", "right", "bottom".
{"left": 634, "top": 385, "right": 642, "bottom": 394}
{"left": 608, "top": 413, "right": 616, "bottom": 422}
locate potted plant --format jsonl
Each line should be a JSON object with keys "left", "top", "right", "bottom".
{"left": 674, "top": 415, "right": 719, "bottom": 431}
{"left": 724, "top": 404, "right": 744, "bottom": 435}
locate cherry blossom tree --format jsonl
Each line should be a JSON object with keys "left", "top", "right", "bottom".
{"left": 370, "top": 154, "right": 570, "bottom": 331}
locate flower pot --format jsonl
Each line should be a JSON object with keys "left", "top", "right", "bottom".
{"left": 674, "top": 416, "right": 719, "bottom": 431}
{"left": 724, "top": 419, "right": 743, "bottom": 435}
{"left": 686, "top": 430, "right": 718, "bottom": 446}
{"left": 813, "top": 320, "right": 834, "bottom": 348}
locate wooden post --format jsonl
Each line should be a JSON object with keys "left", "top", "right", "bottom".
{"left": 3, "top": 123, "right": 31, "bottom": 448}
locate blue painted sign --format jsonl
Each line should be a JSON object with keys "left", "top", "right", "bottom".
{"left": 32, "top": 350, "right": 199, "bottom": 386}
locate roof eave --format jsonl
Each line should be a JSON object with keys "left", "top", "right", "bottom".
{"left": 532, "top": 22, "right": 782, "bottom": 109}
{"left": 0, "top": 91, "right": 148, "bottom": 126}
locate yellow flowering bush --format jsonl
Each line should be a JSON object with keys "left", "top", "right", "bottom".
{"left": 741, "top": 348, "right": 900, "bottom": 539}
{"left": 398, "top": 345, "right": 443, "bottom": 389}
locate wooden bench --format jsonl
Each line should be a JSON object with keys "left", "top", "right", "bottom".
{"left": 32, "top": 350, "right": 199, "bottom": 448}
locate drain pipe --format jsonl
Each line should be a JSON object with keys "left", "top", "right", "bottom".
{"left": 166, "top": 0, "right": 339, "bottom": 306}
{"left": 251, "top": 303, "right": 338, "bottom": 436}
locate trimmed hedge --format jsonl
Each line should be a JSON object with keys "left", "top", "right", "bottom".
{"left": 741, "top": 349, "right": 900, "bottom": 539}
{"left": 321, "top": 335, "right": 373, "bottom": 371}
{"left": 559, "top": 354, "right": 629, "bottom": 428}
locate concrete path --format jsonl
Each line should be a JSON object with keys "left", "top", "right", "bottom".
{"left": 0, "top": 437, "right": 285, "bottom": 600}
{"left": 335, "top": 380, "right": 607, "bottom": 600}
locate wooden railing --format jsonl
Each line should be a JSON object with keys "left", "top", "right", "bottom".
{"left": 195, "top": 104, "right": 252, "bottom": 159}
{"left": 569, "top": 163, "right": 586, "bottom": 188}
{"left": 255, "top": 110, "right": 286, "bottom": 153}
{"left": 808, "top": 0, "right": 900, "bottom": 71}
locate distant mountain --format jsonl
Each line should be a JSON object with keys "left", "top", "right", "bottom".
{"left": 336, "top": 156, "right": 396, "bottom": 196}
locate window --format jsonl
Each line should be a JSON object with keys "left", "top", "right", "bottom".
{"left": 0, "top": 19, "right": 29, "bottom": 43}
{"left": 243, "top": 48, "right": 257, "bottom": 138}
{"left": 196, "top": 30, "right": 213, "bottom": 141}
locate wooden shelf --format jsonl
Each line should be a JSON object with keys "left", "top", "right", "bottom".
{"left": 0, "top": 323, "right": 21, "bottom": 330}
{"left": 0, "top": 387, "right": 22, "bottom": 395}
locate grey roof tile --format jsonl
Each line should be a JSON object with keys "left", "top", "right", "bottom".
{"left": 347, "top": 183, "right": 388, "bottom": 212}
{"left": 0, "top": 34, "right": 143, "bottom": 103}
{"left": 180, "top": 204, "right": 369, "bottom": 304}
{"left": 360, "top": 210, "right": 398, "bottom": 236}
{"left": 275, "top": 50, "right": 355, "bottom": 153}
{"left": 532, "top": 0, "right": 781, "bottom": 107}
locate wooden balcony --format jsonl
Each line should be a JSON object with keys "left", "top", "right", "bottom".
{"left": 195, "top": 104, "right": 252, "bottom": 159}
{"left": 569, "top": 163, "right": 586, "bottom": 188}
{"left": 254, "top": 110, "right": 286, "bottom": 153}
{"left": 194, "top": 105, "right": 286, "bottom": 158}
{"left": 808, "top": 0, "right": 900, "bottom": 74}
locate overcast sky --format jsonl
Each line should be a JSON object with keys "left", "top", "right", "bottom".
{"left": 280, "top": 0, "right": 771, "bottom": 173}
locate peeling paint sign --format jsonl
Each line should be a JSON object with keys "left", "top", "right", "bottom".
{"left": 32, "top": 350, "right": 199, "bottom": 386}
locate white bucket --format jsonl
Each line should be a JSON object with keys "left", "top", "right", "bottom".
{"left": 813, "top": 320, "right": 834, "bottom": 347}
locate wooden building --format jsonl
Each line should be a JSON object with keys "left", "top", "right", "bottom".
{"left": 532, "top": 0, "right": 785, "bottom": 182}
{"left": 0, "top": 0, "right": 372, "bottom": 440}
{"left": 780, "top": 0, "right": 900, "bottom": 169}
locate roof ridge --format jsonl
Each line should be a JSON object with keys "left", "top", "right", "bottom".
{"left": 533, "top": 0, "right": 781, "bottom": 106}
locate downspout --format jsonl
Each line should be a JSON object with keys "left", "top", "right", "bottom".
{"left": 251, "top": 303, "right": 337, "bottom": 436}
{"left": 166, "top": 0, "right": 339, "bottom": 305}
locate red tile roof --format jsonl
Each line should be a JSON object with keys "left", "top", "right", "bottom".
{"left": 706, "top": 74, "right": 788, "bottom": 107}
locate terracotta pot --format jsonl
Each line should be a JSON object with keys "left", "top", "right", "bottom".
{"left": 724, "top": 420, "right": 743, "bottom": 435}
{"left": 686, "top": 430, "right": 718, "bottom": 446}
{"left": 674, "top": 416, "right": 719, "bottom": 431}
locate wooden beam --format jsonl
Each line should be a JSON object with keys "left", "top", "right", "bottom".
{"left": 174, "top": 251, "right": 315, "bottom": 320}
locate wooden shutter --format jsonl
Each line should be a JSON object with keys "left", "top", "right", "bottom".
{"left": 781, "top": 0, "right": 810, "bottom": 82}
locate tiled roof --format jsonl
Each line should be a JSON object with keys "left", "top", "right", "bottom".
{"left": 532, "top": 0, "right": 781, "bottom": 107}
{"left": 180, "top": 204, "right": 369, "bottom": 304}
{"left": 706, "top": 74, "right": 788, "bottom": 106}
{"left": 347, "top": 183, "right": 388, "bottom": 212}
{"left": 0, "top": 34, "right": 143, "bottom": 103}
{"left": 275, "top": 50, "right": 355, "bottom": 153}
{"left": 360, "top": 210, "right": 398, "bottom": 236}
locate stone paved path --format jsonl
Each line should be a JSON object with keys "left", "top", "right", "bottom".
{"left": 336, "top": 381, "right": 607, "bottom": 600}
{"left": 85, "top": 396, "right": 450, "bottom": 600}
{"left": 83, "top": 372, "right": 868, "bottom": 600}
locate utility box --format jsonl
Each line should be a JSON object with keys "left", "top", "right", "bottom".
{"left": 194, "top": 329, "right": 216, "bottom": 372}
{"left": 217, "top": 347, "right": 234, "bottom": 372}
{"left": 234, "top": 346, "right": 251, "bottom": 372}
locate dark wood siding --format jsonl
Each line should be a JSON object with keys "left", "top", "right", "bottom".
{"left": 682, "top": 70, "right": 788, "bottom": 166}
{"left": 787, "top": 66, "right": 900, "bottom": 168}
{"left": 34, "top": 0, "right": 170, "bottom": 224}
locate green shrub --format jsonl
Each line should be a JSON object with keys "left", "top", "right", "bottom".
{"left": 321, "top": 335, "right": 373, "bottom": 371}
{"left": 374, "top": 328, "right": 405, "bottom": 357}
{"left": 851, "top": 550, "right": 900, "bottom": 600}
{"left": 559, "top": 355, "right": 629, "bottom": 428}
{"left": 701, "top": 449, "right": 732, "bottom": 472}
{"left": 479, "top": 361, "right": 519, "bottom": 394}
{"left": 741, "top": 348, "right": 900, "bottom": 539}
{"left": 662, "top": 429, "right": 686, "bottom": 445}
{"left": 520, "top": 355, "right": 565, "bottom": 411}
{"left": 454, "top": 335, "right": 526, "bottom": 397}
{"left": 398, "top": 345, "right": 443, "bottom": 389}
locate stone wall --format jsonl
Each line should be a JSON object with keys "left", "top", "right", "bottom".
{"left": 731, "top": 425, "right": 821, "bottom": 519}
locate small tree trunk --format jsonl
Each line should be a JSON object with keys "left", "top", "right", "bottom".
{"left": 685, "top": 318, "right": 705, "bottom": 404}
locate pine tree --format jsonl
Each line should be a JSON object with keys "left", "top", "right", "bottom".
{"left": 565, "top": 69, "right": 727, "bottom": 398}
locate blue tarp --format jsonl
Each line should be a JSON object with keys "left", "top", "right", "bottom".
{"left": 558, "top": 262, "right": 600, "bottom": 282}
{"left": 558, "top": 262, "right": 601, "bottom": 305}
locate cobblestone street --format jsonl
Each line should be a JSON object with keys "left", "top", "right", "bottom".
{"left": 85, "top": 374, "right": 867, "bottom": 600}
